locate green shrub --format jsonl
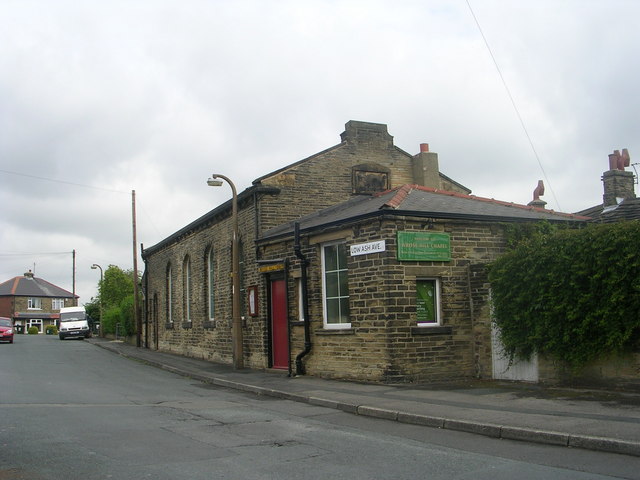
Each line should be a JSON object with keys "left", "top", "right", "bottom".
{"left": 100, "top": 295, "right": 136, "bottom": 337}
{"left": 28, "top": 326, "right": 39, "bottom": 335}
{"left": 489, "top": 221, "right": 640, "bottom": 370}
{"left": 45, "top": 325, "right": 58, "bottom": 335}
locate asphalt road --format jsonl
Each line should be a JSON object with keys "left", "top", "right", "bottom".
{"left": 2, "top": 335, "right": 639, "bottom": 480}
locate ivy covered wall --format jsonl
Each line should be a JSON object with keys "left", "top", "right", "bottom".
{"left": 489, "top": 221, "right": 640, "bottom": 372}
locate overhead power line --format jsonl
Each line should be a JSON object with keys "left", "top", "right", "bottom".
{"left": 0, "top": 251, "right": 73, "bottom": 257}
{"left": 0, "top": 169, "right": 130, "bottom": 194}
{"left": 465, "top": 0, "right": 562, "bottom": 211}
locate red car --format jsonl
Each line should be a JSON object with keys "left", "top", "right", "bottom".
{"left": 0, "top": 317, "right": 14, "bottom": 343}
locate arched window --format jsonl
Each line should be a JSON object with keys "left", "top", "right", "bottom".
{"left": 206, "top": 247, "right": 215, "bottom": 321}
{"left": 166, "top": 263, "right": 173, "bottom": 324}
{"left": 183, "top": 255, "right": 191, "bottom": 323}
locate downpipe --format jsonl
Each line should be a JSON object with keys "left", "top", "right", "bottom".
{"left": 294, "top": 222, "right": 311, "bottom": 375}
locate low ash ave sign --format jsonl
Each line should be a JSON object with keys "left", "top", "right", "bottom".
{"left": 350, "top": 240, "right": 386, "bottom": 257}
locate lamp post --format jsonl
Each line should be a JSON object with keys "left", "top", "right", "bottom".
{"left": 91, "top": 264, "right": 103, "bottom": 337}
{"left": 207, "top": 174, "right": 243, "bottom": 369}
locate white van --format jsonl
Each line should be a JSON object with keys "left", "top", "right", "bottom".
{"left": 58, "top": 306, "right": 92, "bottom": 340}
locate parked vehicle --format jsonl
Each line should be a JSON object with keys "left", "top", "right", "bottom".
{"left": 0, "top": 317, "right": 14, "bottom": 343}
{"left": 58, "top": 306, "right": 92, "bottom": 340}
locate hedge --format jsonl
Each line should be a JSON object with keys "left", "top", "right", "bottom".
{"left": 489, "top": 221, "right": 640, "bottom": 370}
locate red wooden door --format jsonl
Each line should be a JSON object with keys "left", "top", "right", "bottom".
{"left": 270, "top": 278, "right": 289, "bottom": 369}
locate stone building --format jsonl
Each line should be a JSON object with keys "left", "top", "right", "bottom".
{"left": 141, "top": 120, "right": 585, "bottom": 383}
{"left": 142, "top": 121, "right": 469, "bottom": 368}
{"left": 256, "top": 184, "right": 586, "bottom": 382}
{"left": 0, "top": 271, "right": 77, "bottom": 333}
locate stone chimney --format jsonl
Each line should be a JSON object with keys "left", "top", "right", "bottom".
{"left": 602, "top": 149, "right": 635, "bottom": 207}
{"left": 340, "top": 120, "right": 393, "bottom": 149}
{"left": 412, "top": 143, "right": 440, "bottom": 189}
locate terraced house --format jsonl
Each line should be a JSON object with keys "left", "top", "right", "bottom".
{"left": 141, "top": 120, "right": 586, "bottom": 383}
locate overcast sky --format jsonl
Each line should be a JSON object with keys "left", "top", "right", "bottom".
{"left": 1, "top": 0, "right": 638, "bottom": 305}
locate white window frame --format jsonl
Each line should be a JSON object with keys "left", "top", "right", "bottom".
{"left": 207, "top": 249, "right": 215, "bottom": 321}
{"left": 52, "top": 298, "right": 65, "bottom": 310}
{"left": 28, "top": 318, "right": 42, "bottom": 333}
{"left": 416, "top": 278, "right": 442, "bottom": 327}
{"left": 28, "top": 298, "right": 42, "bottom": 310}
{"left": 321, "top": 241, "right": 351, "bottom": 329}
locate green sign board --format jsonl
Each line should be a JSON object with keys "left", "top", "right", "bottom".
{"left": 397, "top": 231, "right": 451, "bottom": 261}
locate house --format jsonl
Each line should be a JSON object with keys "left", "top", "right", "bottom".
{"left": 141, "top": 120, "right": 586, "bottom": 383}
{"left": 0, "top": 271, "right": 77, "bottom": 333}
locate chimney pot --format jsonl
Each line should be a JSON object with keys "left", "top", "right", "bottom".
{"left": 420, "top": 143, "right": 429, "bottom": 153}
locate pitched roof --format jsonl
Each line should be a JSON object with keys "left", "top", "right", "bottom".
{"left": 260, "top": 184, "right": 589, "bottom": 241}
{"left": 0, "top": 274, "right": 76, "bottom": 298}
{"left": 591, "top": 198, "right": 640, "bottom": 223}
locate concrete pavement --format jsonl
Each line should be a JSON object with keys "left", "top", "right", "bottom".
{"left": 88, "top": 338, "right": 640, "bottom": 457}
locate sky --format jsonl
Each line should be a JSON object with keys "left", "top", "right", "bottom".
{"left": 1, "top": 0, "right": 639, "bottom": 305}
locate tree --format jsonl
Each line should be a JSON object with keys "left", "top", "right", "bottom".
{"left": 94, "top": 265, "right": 140, "bottom": 336}
{"left": 100, "top": 265, "right": 136, "bottom": 310}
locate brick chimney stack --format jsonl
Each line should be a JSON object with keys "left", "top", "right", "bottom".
{"left": 602, "top": 149, "right": 635, "bottom": 207}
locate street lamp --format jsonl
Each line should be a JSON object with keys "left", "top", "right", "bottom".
{"left": 91, "top": 264, "right": 103, "bottom": 337}
{"left": 207, "top": 174, "right": 243, "bottom": 369}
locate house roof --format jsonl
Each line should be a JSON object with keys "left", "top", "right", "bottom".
{"left": 142, "top": 185, "right": 280, "bottom": 257}
{"left": 259, "top": 184, "right": 589, "bottom": 241}
{"left": 590, "top": 198, "right": 640, "bottom": 223}
{"left": 0, "top": 274, "right": 76, "bottom": 298}
{"left": 142, "top": 121, "right": 473, "bottom": 257}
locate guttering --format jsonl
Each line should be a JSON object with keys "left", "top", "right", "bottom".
{"left": 293, "top": 222, "right": 311, "bottom": 375}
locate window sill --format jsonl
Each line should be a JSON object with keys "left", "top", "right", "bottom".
{"left": 315, "top": 328, "right": 355, "bottom": 336}
{"left": 165, "top": 322, "right": 174, "bottom": 330}
{"left": 182, "top": 322, "right": 192, "bottom": 329}
{"left": 203, "top": 320, "right": 216, "bottom": 329}
{"left": 290, "top": 321, "right": 305, "bottom": 327}
{"left": 412, "top": 326, "right": 452, "bottom": 336}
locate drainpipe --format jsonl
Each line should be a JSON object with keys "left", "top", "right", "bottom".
{"left": 294, "top": 222, "right": 311, "bottom": 375}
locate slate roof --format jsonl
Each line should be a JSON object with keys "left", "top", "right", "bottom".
{"left": 591, "top": 198, "right": 640, "bottom": 223}
{"left": 260, "top": 184, "right": 589, "bottom": 241}
{"left": 0, "top": 275, "right": 76, "bottom": 298}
